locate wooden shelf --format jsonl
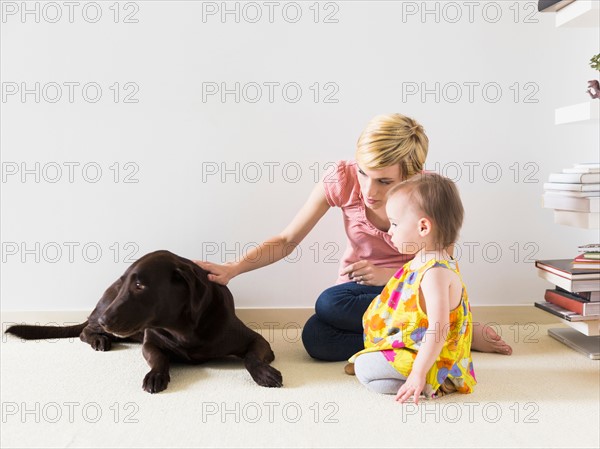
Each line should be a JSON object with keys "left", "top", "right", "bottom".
{"left": 556, "top": 0, "right": 600, "bottom": 27}
{"left": 555, "top": 101, "right": 600, "bottom": 124}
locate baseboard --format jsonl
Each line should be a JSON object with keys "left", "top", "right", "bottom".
{"left": 0, "top": 305, "right": 559, "bottom": 329}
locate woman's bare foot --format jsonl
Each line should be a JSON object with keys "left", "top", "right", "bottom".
{"left": 471, "top": 322, "right": 513, "bottom": 355}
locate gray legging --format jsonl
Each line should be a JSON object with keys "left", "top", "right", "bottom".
{"left": 354, "top": 351, "right": 407, "bottom": 394}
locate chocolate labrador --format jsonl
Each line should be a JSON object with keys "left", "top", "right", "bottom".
{"left": 5, "top": 250, "right": 282, "bottom": 393}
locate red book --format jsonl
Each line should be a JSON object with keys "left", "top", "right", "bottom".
{"left": 572, "top": 254, "right": 600, "bottom": 269}
{"left": 574, "top": 253, "right": 600, "bottom": 262}
{"left": 544, "top": 289, "right": 600, "bottom": 316}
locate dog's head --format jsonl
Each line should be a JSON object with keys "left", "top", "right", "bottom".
{"left": 98, "top": 250, "right": 208, "bottom": 337}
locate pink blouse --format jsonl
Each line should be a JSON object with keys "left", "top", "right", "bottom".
{"left": 323, "top": 160, "right": 414, "bottom": 285}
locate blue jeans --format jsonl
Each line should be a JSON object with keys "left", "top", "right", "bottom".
{"left": 301, "top": 282, "right": 384, "bottom": 361}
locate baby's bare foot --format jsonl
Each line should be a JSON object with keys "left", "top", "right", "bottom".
{"left": 344, "top": 363, "right": 355, "bottom": 375}
{"left": 471, "top": 322, "right": 513, "bottom": 355}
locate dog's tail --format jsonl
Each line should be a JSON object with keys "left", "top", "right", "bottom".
{"left": 5, "top": 321, "right": 88, "bottom": 340}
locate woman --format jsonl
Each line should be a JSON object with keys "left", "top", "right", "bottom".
{"left": 194, "top": 113, "right": 512, "bottom": 362}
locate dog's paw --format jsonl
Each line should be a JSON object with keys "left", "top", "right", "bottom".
{"left": 250, "top": 363, "right": 283, "bottom": 388}
{"left": 142, "top": 370, "right": 170, "bottom": 394}
{"left": 90, "top": 335, "right": 112, "bottom": 351}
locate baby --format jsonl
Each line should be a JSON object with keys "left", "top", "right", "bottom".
{"left": 349, "top": 172, "right": 476, "bottom": 403}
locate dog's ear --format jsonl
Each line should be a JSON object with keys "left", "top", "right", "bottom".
{"left": 172, "top": 266, "right": 195, "bottom": 286}
{"left": 171, "top": 267, "right": 190, "bottom": 284}
{"left": 173, "top": 262, "right": 210, "bottom": 319}
{"left": 173, "top": 263, "right": 209, "bottom": 292}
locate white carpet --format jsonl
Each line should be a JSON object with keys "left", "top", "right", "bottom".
{"left": 1, "top": 324, "right": 599, "bottom": 449}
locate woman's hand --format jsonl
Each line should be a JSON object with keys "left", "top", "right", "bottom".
{"left": 193, "top": 260, "right": 239, "bottom": 285}
{"left": 395, "top": 372, "right": 426, "bottom": 404}
{"left": 340, "top": 260, "right": 394, "bottom": 286}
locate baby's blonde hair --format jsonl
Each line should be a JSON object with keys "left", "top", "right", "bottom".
{"left": 356, "top": 113, "right": 429, "bottom": 179}
{"left": 388, "top": 173, "right": 464, "bottom": 249}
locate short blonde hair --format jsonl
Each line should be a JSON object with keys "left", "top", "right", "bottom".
{"left": 356, "top": 113, "right": 429, "bottom": 179}
{"left": 388, "top": 172, "right": 464, "bottom": 248}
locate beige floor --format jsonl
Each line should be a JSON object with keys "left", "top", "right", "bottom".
{"left": 1, "top": 320, "right": 599, "bottom": 449}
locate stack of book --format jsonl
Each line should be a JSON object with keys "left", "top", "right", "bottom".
{"left": 543, "top": 162, "right": 600, "bottom": 229}
{"left": 573, "top": 243, "right": 600, "bottom": 269}
{"left": 534, "top": 258, "right": 600, "bottom": 335}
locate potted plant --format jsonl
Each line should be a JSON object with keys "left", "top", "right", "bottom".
{"left": 587, "top": 54, "right": 599, "bottom": 100}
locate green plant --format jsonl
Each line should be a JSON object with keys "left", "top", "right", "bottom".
{"left": 590, "top": 54, "right": 600, "bottom": 71}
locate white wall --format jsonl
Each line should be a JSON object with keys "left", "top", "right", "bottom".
{"left": 1, "top": 1, "right": 599, "bottom": 310}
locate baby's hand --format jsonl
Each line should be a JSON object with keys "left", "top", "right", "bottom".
{"left": 395, "top": 373, "right": 426, "bottom": 404}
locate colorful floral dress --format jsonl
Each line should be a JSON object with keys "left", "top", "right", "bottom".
{"left": 349, "top": 257, "right": 477, "bottom": 398}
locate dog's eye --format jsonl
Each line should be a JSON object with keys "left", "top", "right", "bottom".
{"left": 134, "top": 281, "right": 145, "bottom": 290}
